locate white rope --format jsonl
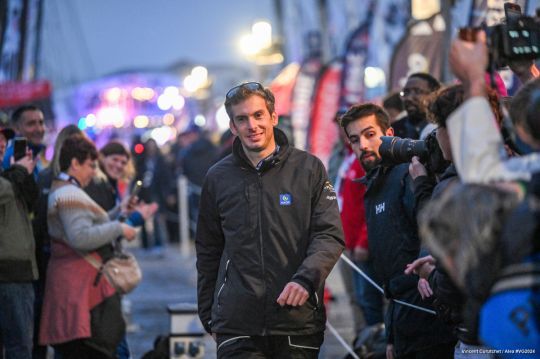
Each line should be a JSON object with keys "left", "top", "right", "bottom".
{"left": 340, "top": 254, "right": 437, "bottom": 316}
{"left": 326, "top": 321, "right": 360, "bottom": 359}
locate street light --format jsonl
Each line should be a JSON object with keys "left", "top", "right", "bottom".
{"left": 239, "top": 20, "right": 283, "bottom": 66}
{"left": 183, "top": 66, "right": 210, "bottom": 94}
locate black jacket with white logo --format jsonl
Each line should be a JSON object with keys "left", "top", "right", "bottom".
{"left": 196, "top": 128, "right": 344, "bottom": 336}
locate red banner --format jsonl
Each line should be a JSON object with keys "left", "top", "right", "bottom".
{"left": 308, "top": 59, "right": 342, "bottom": 168}
{"left": 269, "top": 63, "right": 300, "bottom": 117}
{"left": 0, "top": 80, "right": 51, "bottom": 108}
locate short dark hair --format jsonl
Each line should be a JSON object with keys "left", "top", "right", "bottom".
{"left": 383, "top": 92, "right": 404, "bottom": 112}
{"left": 408, "top": 73, "right": 441, "bottom": 92}
{"left": 11, "top": 105, "right": 41, "bottom": 125}
{"left": 224, "top": 83, "right": 275, "bottom": 121}
{"left": 340, "top": 103, "right": 391, "bottom": 134}
{"left": 100, "top": 141, "right": 130, "bottom": 159}
{"left": 59, "top": 134, "right": 98, "bottom": 172}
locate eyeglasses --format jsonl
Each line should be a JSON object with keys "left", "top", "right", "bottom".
{"left": 226, "top": 82, "right": 265, "bottom": 100}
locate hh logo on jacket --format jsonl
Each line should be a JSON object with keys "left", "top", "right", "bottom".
{"left": 375, "top": 202, "right": 385, "bottom": 214}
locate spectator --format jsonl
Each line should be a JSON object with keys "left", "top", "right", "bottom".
{"left": 399, "top": 73, "right": 441, "bottom": 140}
{"left": 0, "top": 148, "right": 38, "bottom": 359}
{"left": 2, "top": 105, "right": 47, "bottom": 176}
{"left": 383, "top": 92, "right": 407, "bottom": 137}
{"left": 39, "top": 134, "right": 136, "bottom": 359}
{"left": 32, "top": 124, "right": 82, "bottom": 359}
{"left": 0, "top": 127, "right": 14, "bottom": 160}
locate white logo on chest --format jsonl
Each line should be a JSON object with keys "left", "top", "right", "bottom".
{"left": 375, "top": 202, "right": 385, "bottom": 215}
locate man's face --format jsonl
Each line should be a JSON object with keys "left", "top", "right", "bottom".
{"left": 15, "top": 110, "right": 45, "bottom": 146}
{"left": 346, "top": 114, "right": 394, "bottom": 171}
{"left": 0, "top": 133, "right": 7, "bottom": 159}
{"left": 229, "top": 95, "right": 277, "bottom": 154}
{"left": 401, "top": 77, "right": 431, "bottom": 120}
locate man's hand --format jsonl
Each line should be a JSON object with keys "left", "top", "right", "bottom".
{"left": 408, "top": 156, "right": 427, "bottom": 180}
{"left": 276, "top": 282, "right": 309, "bottom": 307}
{"left": 449, "top": 31, "right": 487, "bottom": 98}
{"left": 417, "top": 278, "right": 433, "bottom": 300}
{"left": 386, "top": 344, "right": 395, "bottom": 359}
{"left": 404, "top": 255, "right": 436, "bottom": 279}
{"left": 509, "top": 59, "right": 540, "bottom": 84}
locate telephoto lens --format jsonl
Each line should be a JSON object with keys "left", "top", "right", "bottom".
{"left": 379, "top": 136, "right": 428, "bottom": 166}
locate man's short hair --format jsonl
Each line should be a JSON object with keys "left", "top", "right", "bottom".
{"left": 383, "top": 92, "right": 404, "bottom": 112}
{"left": 340, "top": 103, "right": 391, "bottom": 134}
{"left": 509, "top": 78, "right": 540, "bottom": 140}
{"left": 224, "top": 82, "right": 275, "bottom": 121}
{"left": 59, "top": 134, "right": 98, "bottom": 172}
{"left": 408, "top": 72, "right": 441, "bottom": 92}
{"left": 11, "top": 105, "right": 41, "bottom": 125}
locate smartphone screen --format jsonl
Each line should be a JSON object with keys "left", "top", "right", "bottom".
{"left": 505, "top": 2, "right": 522, "bottom": 26}
{"left": 13, "top": 137, "right": 27, "bottom": 161}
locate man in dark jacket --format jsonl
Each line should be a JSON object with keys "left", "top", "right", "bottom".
{"left": 0, "top": 150, "right": 38, "bottom": 359}
{"left": 196, "top": 82, "right": 344, "bottom": 358}
{"left": 340, "top": 104, "right": 455, "bottom": 358}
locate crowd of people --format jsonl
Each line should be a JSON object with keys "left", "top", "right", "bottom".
{"left": 0, "top": 104, "right": 222, "bottom": 358}
{"left": 0, "top": 29, "right": 539, "bottom": 359}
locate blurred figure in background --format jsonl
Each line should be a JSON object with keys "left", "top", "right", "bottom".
{"left": 176, "top": 124, "right": 217, "bottom": 238}
{"left": 383, "top": 92, "right": 407, "bottom": 138}
{"left": 134, "top": 138, "right": 170, "bottom": 255}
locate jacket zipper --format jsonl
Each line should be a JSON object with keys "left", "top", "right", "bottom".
{"left": 257, "top": 173, "right": 267, "bottom": 335}
{"left": 217, "top": 259, "right": 230, "bottom": 306}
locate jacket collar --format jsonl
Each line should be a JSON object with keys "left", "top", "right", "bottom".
{"left": 232, "top": 127, "right": 290, "bottom": 172}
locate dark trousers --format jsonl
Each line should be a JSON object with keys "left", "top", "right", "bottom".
{"left": 216, "top": 333, "right": 324, "bottom": 359}
{"left": 399, "top": 342, "right": 455, "bottom": 359}
{"left": 54, "top": 340, "right": 111, "bottom": 359}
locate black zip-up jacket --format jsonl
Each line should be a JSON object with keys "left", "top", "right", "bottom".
{"left": 196, "top": 128, "right": 344, "bottom": 336}
{"left": 363, "top": 164, "right": 455, "bottom": 356}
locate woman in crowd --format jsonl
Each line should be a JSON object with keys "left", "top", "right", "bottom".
{"left": 39, "top": 134, "right": 136, "bottom": 359}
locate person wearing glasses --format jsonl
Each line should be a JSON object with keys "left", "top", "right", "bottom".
{"left": 196, "top": 82, "right": 344, "bottom": 358}
{"left": 398, "top": 73, "right": 441, "bottom": 140}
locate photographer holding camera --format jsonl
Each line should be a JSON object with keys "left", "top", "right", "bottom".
{"left": 340, "top": 104, "right": 455, "bottom": 359}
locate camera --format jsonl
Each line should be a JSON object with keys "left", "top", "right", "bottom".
{"left": 379, "top": 131, "right": 450, "bottom": 175}
{"left": 487, "top": 3, "right": 540, "bottom": 69}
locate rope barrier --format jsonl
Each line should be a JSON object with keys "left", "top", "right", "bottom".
{"left": 326, "top": 321, "right": 360, "bottom": 359}
{"left": 340, "top": 254, "right": 437, "bottom": 316}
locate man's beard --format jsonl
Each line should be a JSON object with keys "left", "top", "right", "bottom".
{"left": 359, "top": 150, "right": 381, "bottom": 171}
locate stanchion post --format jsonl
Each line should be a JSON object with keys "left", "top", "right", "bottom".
{"left": 178, "top": 175, "right": 190, "bottom": 256}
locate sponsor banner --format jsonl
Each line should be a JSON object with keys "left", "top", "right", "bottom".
{"left": 389, "top": 13, "right": 446, "bottom": 91}
{"left": 290, "top": 57, "right": 322, "bottom": 150}
{"left": 308, "top": 59, "right": 342, "bottom": 168}
{"left": 339, "top": 0, "right": 376, "bottom": 108}
{"left": 269, "top": 62, "right": 300, "bottom": 117}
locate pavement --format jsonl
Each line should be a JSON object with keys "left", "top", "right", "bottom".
{"left": 125, "top": 242, "right": 357, "bottom": 358}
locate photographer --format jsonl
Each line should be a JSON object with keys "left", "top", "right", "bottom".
{"left": 447, "top": 31, "right": 540, "bottom": 184}
{"left": 0, "top": 148, "right": 38, "bottom": 359}
{"left": 340, "top": 104, "right": 455, "bottom": 359}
